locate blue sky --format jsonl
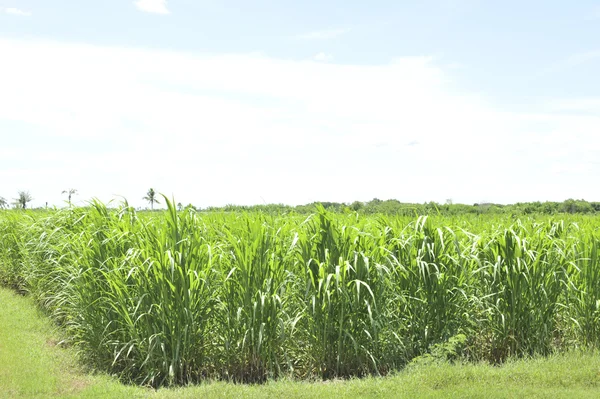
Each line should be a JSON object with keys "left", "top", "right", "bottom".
{"left": 1, "top": 0, "right": 600, "bottom": 208}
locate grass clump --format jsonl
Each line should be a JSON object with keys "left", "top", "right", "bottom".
{"left": 2, "top": 203, "right": 600, "bottom": 386}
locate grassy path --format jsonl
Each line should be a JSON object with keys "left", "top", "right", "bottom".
{"left": 0, "top": 288, "right": 140, "bottom": 398}
{"left": 1, "top": 287, "right": 600, "bottom": 398}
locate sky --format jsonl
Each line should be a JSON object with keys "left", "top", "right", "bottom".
{"left": 1, "top": 0, "right": 600, "bottom": 209}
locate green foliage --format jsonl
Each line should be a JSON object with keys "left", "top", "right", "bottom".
{"left": 3, "top": 206, "right": 600, "bottom": 386}
{"left": 3, "top": 285, "right": 600, "bottom": 398}
{"left": 201, "top": 198, "right": 600, "bottom": 216}
{"left": 408, "top": 334, "right": 468, "bottom": 367}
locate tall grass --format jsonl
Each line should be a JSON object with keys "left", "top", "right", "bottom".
{"left": 1, "top": 204, "right": 600, "bottom": 386}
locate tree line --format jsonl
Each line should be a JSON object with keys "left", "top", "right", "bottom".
{"left": 2, "top": 188, "right": 599, "bottom": 216}
{"left": 202, "top": 198, "right": 600, "bottom": 216}
{"left": 0, "top": 189, "right": 77, "bottom": 209}
{"left": 0, "top": 191, "right": 33, "bottom": 209}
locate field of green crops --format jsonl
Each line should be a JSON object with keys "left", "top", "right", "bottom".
{"left": 1, "top": 199, "right": 600, "bottom": 387}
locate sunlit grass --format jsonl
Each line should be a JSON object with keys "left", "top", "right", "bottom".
{"left": 2, "top": 202, "right": 600, "bottom": 386}
{"left": 2, "top": 286, "right": 600, "bottom": 398}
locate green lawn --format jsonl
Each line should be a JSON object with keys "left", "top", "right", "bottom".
{"left": 1, "top": 287, "right": 600, "bottom": 399}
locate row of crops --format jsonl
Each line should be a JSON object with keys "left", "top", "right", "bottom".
{"left": 1, "top": 199, "right": 600, "bottom": 386}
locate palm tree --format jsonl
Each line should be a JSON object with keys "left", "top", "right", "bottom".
{"left": 62, "top": 188, "right": 78, "bottom": 206}
{"left": 14, "top": 191, "right": 33, "bottom": 209}
{"left": 0, "top": 196, "right": 7, "bottom": 209}
{"left": 143, "top": 188, "right": 160, "bottom": 210}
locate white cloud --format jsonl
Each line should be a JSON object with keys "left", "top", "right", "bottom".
{"left": 134, "top": 0, "right": 169, "bottom": 15}
{"left": 546, "top": 98, "right": 600, "bottom": 114}
{"left": 542, "top": 50, "right": 600, "bottom": 75}
{"left": 0, "top": 38, "right": 599, "bottom": 208}
{"left": 313, "top": 52, "right": 334, "bottom": 62}
{"left": 295, "top": 28, "right": 349, "bottom": 40}
{"left": 3, "top": 7, "right": 31, "bottom": 16}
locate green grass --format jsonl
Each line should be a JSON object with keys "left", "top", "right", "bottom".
{"left": 3, "top": 204, "right": 600, "bottom": 386}
{"left": 2, "top": 287, "right": 600, "bottom": 398}
{"left": 0, "top": 287, "right": 139, "bottom": 398}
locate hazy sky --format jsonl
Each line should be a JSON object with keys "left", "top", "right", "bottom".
{"left": 1, "top": 1, "right": 600, "bottom": 208}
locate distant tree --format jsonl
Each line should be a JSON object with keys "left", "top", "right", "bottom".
{"left": 350, "top": 201, "right": 363, "bottom": 211}
{"left": 143, "top": 188, "right": 160, "bottom": 210}
{"left": 14, "top": 191, "right": 33, "bottom": 209}
{"left": 177, "top": 202, "right": 183, "bottom": 212}
{"left": 0, "top": 196, "right": 7, "bottom": 209}
{"left": 560, "top": 199, "right": 593, "bottom": 214}
{"left": 62, "top": 188, "right": 78, "bottom": 206}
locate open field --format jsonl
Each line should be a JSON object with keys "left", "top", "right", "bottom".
{"left": 2, "top": 201, "right": 600, "bottom": 389}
